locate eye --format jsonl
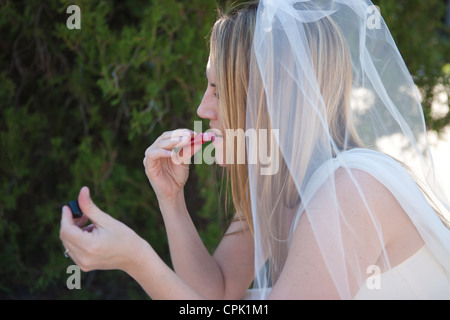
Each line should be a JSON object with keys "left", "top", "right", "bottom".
{"left": 210, "top": 83, "right": 219, "bottom": 99}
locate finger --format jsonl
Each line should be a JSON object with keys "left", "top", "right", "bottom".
{"left": 144, "top": 135, "right": 201, "bottom": 165}
{"left": 178, "top": 138, "right": 203, "bottom": 160}
{"left": 61, "top": 240, "right": 74, "bottom": 259}
{"left": 143, "top": 148, "right": 173, "bottom": 165}
{"left": 153, "top": 130, "right": 201, "bottom": 151}
{"left": 72, "top": 209, "right": 89, "bottom": 227}
{"left": 171, "top": 138, "right": 204, "bottom": 165}
{"left": 60, "top": 205, "right": 87, "bottom": 244}
{"left": 146, "top": 137, "right": 190, "bottom": 154}
{"left": 153, "top": 129, "right": 197, "bottom": 146}
{"left": 145, "top": 130, "right": 203, "bottom": 166}
{"left": 60, "top": 206, "right": 92, "bottom": 264}
{"left": 61, "top": 205, "right": 75, "bottom": 229}
{"left": 82, "top": 224, "right": 96, "bottom": 232}
{"left": 161, "top": 128, "right": 196, "bottom": 140}
{"left": 60, "top": 240, "right": 83, "bottom": 267}
{"left": 77, "top": 186, "right": 111, "bottom": 226}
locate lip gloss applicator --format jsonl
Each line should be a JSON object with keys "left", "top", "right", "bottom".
{"left": 190, "top": 131, "right": 215, "bottom": 145}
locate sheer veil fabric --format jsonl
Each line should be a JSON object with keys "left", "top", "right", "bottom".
{"left": 245, "top": 0, "right": 450, "bottom": 299}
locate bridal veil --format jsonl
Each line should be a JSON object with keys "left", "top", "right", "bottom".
{"left": 242, "top": 0, "right": 450, "bottom": 299}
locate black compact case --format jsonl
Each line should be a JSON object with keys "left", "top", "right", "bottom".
{"left": 67, "top": 200, "right": 83, "bottom": 218}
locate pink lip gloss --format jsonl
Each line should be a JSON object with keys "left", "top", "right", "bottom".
{"left": 190, "top": 132, "right": 215, "bottom": 144}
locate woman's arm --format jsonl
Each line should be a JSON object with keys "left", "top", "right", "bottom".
{"left": 142, "top": 129, "right": 254, "bottom": 299}
{"left": 125, "top": 236, "right": 205, "bottom": 299}
{"left": 60, "top": 186, "right": 254, "bottom": 300}
{"left": 159, "top": 193, "right": 254, "bottom": 300}
{"left": 124, "top": 226, "right": 254, "bottom": 300}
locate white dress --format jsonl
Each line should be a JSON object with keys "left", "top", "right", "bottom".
{"left": 245, "top": 244, "right": 450, "bottom": 300}
{"left": 354, "top": 245, "right": 450, "bottom": 299}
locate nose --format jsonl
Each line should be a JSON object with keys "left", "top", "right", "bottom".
{"left": 197, "top": 94, "right": 218, "bottom": 120}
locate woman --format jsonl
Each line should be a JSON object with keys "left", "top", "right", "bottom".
{"left": 60, "top": 0, "right": 450, "bottom": 299}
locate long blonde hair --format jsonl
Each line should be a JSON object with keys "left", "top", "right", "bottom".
{"left": 210, "top": 2, "right": 359, "bottom": 213}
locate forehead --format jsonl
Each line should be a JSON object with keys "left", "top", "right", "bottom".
{"left": 205, "top": 56, "right": 214, "bottom": 80}
{"left": 206, "top": 55, "right": 212, "bottom": 70}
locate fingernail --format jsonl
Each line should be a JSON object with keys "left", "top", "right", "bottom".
{"left": 201, "top": 132, "right": 212, "bottom": 142}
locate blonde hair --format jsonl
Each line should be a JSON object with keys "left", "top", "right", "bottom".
{"left": 210, "top": 2, "right": 258, "bottom": 234}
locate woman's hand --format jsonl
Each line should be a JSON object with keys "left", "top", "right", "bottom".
{"left": 59, "top": 186, "right": 146, "bottom": 273}
{"left": 143, "top": 129, "right": 203, "bottom": 204}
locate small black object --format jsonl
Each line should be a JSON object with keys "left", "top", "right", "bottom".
{"left": 68, "top": 200, "right": 83, "bottom": 218}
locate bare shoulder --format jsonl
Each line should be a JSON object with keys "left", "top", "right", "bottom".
{"left": 332, "top": 167, "right": 400, "bottom": 212}
{"left": 334, "top": 167, "right": 386, "bottom": 192}
{"left": 331, "top": 166, "right": 425, "bottom": 269}
{"left": 306, "top": 166, "right": 409, "bottom": 251}
{"left": 331, "top": 167, "right": 412, "bottom": 246}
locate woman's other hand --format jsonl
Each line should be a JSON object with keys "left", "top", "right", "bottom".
{"left": 59, "top": 186, "right": 146, "bottom": 273}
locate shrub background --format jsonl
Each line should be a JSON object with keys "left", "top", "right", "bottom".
{"left": 0, "top": 0, "right": 448, "bottom": 299}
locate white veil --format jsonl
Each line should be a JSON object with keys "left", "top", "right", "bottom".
{"left": 244, "top": 0, "right": 450, "bottom": 299}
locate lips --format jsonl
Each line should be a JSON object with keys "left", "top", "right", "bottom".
{"left": 207, "top": 126, "right": 223, "bottom": 138}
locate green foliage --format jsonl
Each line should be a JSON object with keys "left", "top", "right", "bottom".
{"left": 0, "top": 0, "right": 232, "bottom": 299}
{"left": 0, "top": 0, "right": 448, "bottom": 299}
{"left": 374, "top": 0, "right": 450, "bottom": 132}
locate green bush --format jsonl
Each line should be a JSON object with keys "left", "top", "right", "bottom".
{"left": 0, "top": 0, "right": 232, "bottom": 299}
{"left": 0, "top": 0, "right": 448, "bottom": 299}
